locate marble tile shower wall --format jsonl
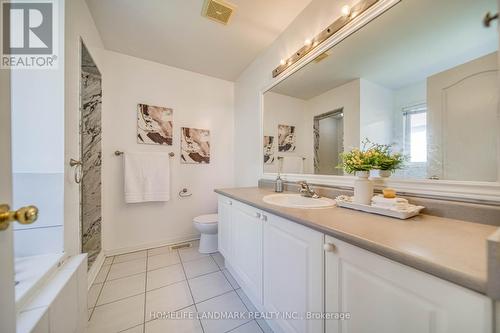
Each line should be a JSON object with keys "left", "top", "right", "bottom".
{"left": 81, "top": 45, "right": 102, "bottom": 269}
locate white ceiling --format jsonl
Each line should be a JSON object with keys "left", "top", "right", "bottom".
{"left": 85, "top": 0, "right": 312, "bottom": 81}
{"left": 271, "top": 0, "right": 498, "bottom": 99}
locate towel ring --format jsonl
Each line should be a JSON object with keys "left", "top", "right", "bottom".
{"left": 179, "top": 188, "right": 192, "bottom": 198}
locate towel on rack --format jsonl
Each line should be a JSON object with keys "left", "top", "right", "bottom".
{"left": 124, "top": 152, "right": 170, "bottom": 203}
{"left": 281, "top": 156, "right": 305, "bottom": 174}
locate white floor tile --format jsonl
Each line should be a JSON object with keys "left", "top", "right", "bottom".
{"left": 222, "top": 269, "right": 240, "bottom": 289}
{"left": 145, "top": 281, "right": 193, "bottom": 320}
{"left": 230, "top": 320, "right": 264, "bottom": 333}
{"left": 147, "top": 252, "right": 180, "bottom": 271}
{"left": 145, "top": 306, "right": 203, "bottom": 333}
{"left": 179, "top": 246, "right": 208, "bottom": 262}
{"left": 182, "top": 256, "right": 219, "bottom": 279}
{"left": 103, "top": 256, "right": 114, "bottom": 266}
{"left": 234, "top": 290, "right": 273, "bottom": 333}
{"left": 121, "top": 324, "right": 144, "bottom": 333}
{"left": 97, "top": 273, "right": 146, "bottom": 306}
{"left": 87, "top": 283, "right": 103, "bottom": 309}
{"left": 148, "top": 246, "right": 176, "bottom": 257}
{"left": 94, "top": 264, "right": 111, "bottom": 284}
{"left": 147, "top": 264, "right": 185, "bottom": 291}
{"left": 196, "top": 291, "right": 251, "bottom": 333}
{"left": 87, "top": 294, "right": 145, "bottom": 333}
{"left": 188, "top": 271, "right": 232, "bottom": 303}
{"left": 107, "top": 258, "right": 147, "bottom": 280}
{"left": 211, "top": 252, "right": 225, "bottom": 269}
{"left": 114, "top": 250, "right": 147, "bottom": 264}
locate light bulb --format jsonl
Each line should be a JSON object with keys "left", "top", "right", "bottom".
{"left": 280, "top": 59, "right": 286, "bottom": 66}
{"left": 304, "top": 38, "right": 312, "bottom": 46}
{"left": 341, "top": 4, "right": 351, "bottom": 17}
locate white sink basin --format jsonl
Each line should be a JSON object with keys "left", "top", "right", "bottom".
{"left": 263, "top": 193, "right": 336, "bottom": 209}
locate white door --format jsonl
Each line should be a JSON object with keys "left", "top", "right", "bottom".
{"left": 231, "top": 201, "right": 263, "bottom": 305}
{"left": 427, "top": 52, "right": 498, "bottom": 181}
{"left": 217, "top": 196, "right": 233, "bottom": 259}
{"left": 0, "top": 61, "right": 16, "bottom": 333}
{"left": 263, "top": 213, "right": 324, "bottom": 333}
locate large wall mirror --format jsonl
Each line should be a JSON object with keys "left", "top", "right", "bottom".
{"left": 263, "top": 0, "right": 499, "bottom": 184}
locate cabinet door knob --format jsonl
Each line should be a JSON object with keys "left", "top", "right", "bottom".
{"left": 324, "top": 243, "right": 336, "bottom": 252}
{"left": 260, "top": 214, "right": 267, "bottom": 221}
{"left": 254, "top": 212, "right": 261, "bottom": 218}
{"left": 226, "top": 200, "right": 232, "bottom": 205}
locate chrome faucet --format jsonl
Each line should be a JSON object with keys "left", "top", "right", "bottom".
{"left": 298, "top": 181, "right": 320, "bottom": 199}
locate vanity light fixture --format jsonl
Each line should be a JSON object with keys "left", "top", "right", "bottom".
{"left": 272, "top": 0, "right": 379, "bottom": 78}
{"left": 341, "top": 5, "right": 352, "bottom": 17}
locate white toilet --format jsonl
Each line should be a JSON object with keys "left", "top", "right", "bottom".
{"left": 193, "top": 214, "right": 218, "bottom": 254}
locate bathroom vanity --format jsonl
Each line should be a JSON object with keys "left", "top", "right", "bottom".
{"left": 216, "top": 187, "right": 496, "bottom": 333}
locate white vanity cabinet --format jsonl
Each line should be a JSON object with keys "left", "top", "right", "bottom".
{"left": 324, "top": 235, "right": 492, "bottom": 333}
{"left": 217, "top": 194, "right": 493, "bottom": 333}
{"left": 229, "top": 200, "right": 264, "bottom": 305}
{"left": 217, "top": 196, "right": 233, "bottom": 259}
{"left": 263, "top": 213, "right": 324, "bottom": 333}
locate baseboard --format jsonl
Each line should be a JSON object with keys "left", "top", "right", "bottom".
{"left": 104, "top": 234, "right": 201, "bottom": 257}
{"left": 87, "top": 251, "right": 105, "bottom": 289}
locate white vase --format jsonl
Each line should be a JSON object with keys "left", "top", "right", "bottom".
{"left": 370, "top": 169, "right": 392, "bottom": 179}
{"left": 353, "top": 171, "right": 373, "bottom": 205}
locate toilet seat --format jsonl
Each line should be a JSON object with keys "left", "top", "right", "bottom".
{"left": 193, "top": 214, "right": 218, "bottom": 224}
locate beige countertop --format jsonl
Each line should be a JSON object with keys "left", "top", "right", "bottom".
{"left": 215, "top": 187, "right": 498, "bottom": 295}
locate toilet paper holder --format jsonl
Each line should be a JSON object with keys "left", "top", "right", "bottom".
{"left": 179, "top": 188, "right": 192, "bottom": 198}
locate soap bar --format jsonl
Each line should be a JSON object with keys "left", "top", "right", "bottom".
{"left": 382, "top": 188, "right": 396, "bottom": 198}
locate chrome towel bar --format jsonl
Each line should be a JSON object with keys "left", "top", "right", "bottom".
{"left": 114, "top": 150, "right": 174, "bottom": 157}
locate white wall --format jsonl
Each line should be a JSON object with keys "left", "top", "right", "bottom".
{"left": 12, "top": 0, "right": 65, "bottom": 257}
{"left": 263, "top": 92, "right": 309, "bottom": 173}
{"left": 102, "top": 51, "right": 234, "bottom": 253}
{"left": 234, "top": 0, "right": 359, "bottom": 186}
{"left": 360, "top": 79, "right": 394, "bottom": 145}
{"left": 65, "top": 0, "right": 106, "bottom": 257}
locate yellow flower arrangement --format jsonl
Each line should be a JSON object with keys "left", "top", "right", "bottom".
{"left": 339, "top": 139, "right": 406, "bottom": 174}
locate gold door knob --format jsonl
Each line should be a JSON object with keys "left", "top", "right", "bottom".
{"left": 0, "top": 204, "right": 39, "bottom": 231}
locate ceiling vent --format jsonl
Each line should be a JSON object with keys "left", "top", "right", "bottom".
{"left": 202, "top": 0, "right": 236, "bottom": 25}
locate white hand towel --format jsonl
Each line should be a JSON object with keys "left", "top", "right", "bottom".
{"left": 124, "top": 152, "right": 170, "bottom": 203}
{"left": 371, "top": 195, "right": 408, "bottom": 209}
{"left": 281, "top": 156, "right": 305, "bottom": 174}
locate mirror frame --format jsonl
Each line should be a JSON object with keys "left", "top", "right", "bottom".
{"left": 260, "top": 0, "right": 500, "bottom": 203}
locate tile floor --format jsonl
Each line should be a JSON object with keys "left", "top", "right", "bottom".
{"left": 87, "top": 241, "right": 273, "bottom": 333}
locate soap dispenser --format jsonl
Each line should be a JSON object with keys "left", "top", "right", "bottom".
{"left": 275, "top": 158, "right": 284, "bottom": 193}
{"left": 275, "top": 174, "right": 283, "bottom": 193}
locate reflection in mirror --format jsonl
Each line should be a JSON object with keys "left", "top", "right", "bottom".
{"left": 263, "top": 0, "right": 499, "bottom": 182}
{"left": 314, "top": 110, "right": 344, "bottom": 175}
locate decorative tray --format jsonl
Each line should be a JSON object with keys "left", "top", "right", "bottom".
{"left": 335, "top": 196, "right": 424, "bottom": 220}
